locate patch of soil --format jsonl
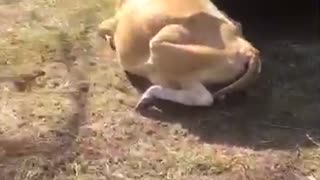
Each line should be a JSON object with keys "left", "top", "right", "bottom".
{"left": 0, "top": 4, "right": 30, "bottom": 35}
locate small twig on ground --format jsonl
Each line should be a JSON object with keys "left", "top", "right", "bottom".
{"left": 295, "top": 144, "right": 302, "bottom": 159}
{"left": 258, "top": 122, "right": 306, "bottom": 131}
{"left": 306, "top": 133, "right": 320, "bottom": 147}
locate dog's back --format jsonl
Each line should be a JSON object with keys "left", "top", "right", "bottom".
{"left": 113, "top": 0, "right": 237, "bottom": 76}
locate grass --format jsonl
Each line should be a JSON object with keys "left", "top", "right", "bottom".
{"left": 0, "top": 0, "right": 320, "bottom": 179}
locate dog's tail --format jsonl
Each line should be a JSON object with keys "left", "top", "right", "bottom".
{"left": 213, "top": 54, "right": 262, "bottom": 99}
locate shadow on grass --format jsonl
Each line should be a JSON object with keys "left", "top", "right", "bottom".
{"left": 0, "top": 30, "right": 90, "bottom": 179}
{"left": 125, "top": 41, "right": 320, "bottom": 151}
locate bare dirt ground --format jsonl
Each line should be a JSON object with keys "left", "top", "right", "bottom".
{"left": 0, "top": 0, "right": 319, "bottom": 179}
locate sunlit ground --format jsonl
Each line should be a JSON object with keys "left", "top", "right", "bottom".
{"left": 0, "top": 0, "right": 319, "bottom": 179}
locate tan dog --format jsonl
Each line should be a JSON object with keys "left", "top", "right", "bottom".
{"left": 98, "top": 0, "right": 261, "bottom": 111}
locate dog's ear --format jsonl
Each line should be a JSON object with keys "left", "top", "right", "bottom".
{"left": 97, "top": 18, "right": 117, "bottom": 50}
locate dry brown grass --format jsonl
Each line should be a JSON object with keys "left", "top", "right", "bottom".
{"left": 0, "top": 0, "right": 320, "bottom": 179}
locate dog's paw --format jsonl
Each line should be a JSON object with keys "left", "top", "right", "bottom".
{"left": 134, "top": 96, "right": 154, "bottom": 112}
